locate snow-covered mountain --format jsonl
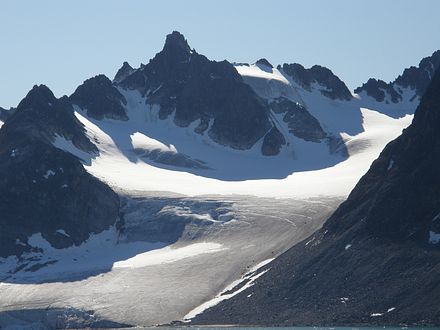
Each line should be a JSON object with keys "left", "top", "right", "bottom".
{"left": 0, "top": 31, "right": 438, "bottom": 327}
{"left": 194, "top": 56, "right": 440, "bottom": 327}
{"left": 56, "top": 31, "right": 427, "bottom": 192}
{"left": 355, "top": 50, "right": 440, "bottom": 115}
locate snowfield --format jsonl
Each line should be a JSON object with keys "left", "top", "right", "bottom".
{"left": 69, "top": 69, "right": 413, "bottom": 198}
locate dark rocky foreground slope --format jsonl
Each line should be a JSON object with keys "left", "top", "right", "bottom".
{"left": 193, "top": 69, "right": 440, "bottom": 326}
{"left": 0, "top": 85, "right": 119, "bottom": 258}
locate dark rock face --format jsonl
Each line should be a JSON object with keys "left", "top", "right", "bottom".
{"left": 113, "top": 61, "right": 134, "bottom": 83}
{"left": 194, "top": 69, "right": 440, "bottom": 326}
{"left": 5, "top": 85, "right": 97, "bottom": 153}
{"left": 395, "top": 50, "right": 440, "bottom": 97}
{"left": 134, "top": 148, "right": 208, "bottom": 169}
{"left": 256, "top": 58, "right": 273, "bottom": 68}
{"left": 0, "top": 85, "right": 119, "bottom": 258}
{"left": 355, "top": 50, "right": 440, "bottom": 103}
{"left": 280, "top": 63, "right": 353, "bottom": 101}
{"left": 270, "top": 98, "right": 327, "bottom": 142}
{"left": 70, "top": 74, "right": 128, "bottom": 120}
{"left": 118, "top": 31, "right": 271, "bottom": 150}
{"left": 354, "top": 78, "right": 402, "bottom": 103}
{"left": 0, "top": 107, "right": 15, "bottom": 122}
{"left": 261, "top": 126, "right": 286, "bottom": 156}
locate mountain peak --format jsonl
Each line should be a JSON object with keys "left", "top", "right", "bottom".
{"left": 163, "top": 31, "right": 191, "bottom": 54}
{"left": 256, "top": 58, "right": 273, "bottom": 68}
{"left": 70, "top": 74, "right": 128, "bottom": 121}
{"left": 17, "top": 84, "right": 57, "bottom": 110}
{"left": 28, "top": 84, "right": 55, "bottom": 100}
{"left": 355, "top": 49, "right": 440, "bottom": 105}
{"left": 281, "top": 63, "right": 353, "bottom": 101}
{"left": 114, "top": 61, "right": 134, "bottom": 83}
{"left": 394, "top": 49, "right": 440, "bottom": 96}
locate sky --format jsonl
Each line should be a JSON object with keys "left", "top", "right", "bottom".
{"left": 1, "top": 0, "right": 440, "bottom": 108}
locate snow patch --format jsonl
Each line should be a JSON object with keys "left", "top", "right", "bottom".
{"left": 43, "top": 169, "right": 56, "bottom": 179}
{"left": 131, "top": 132, "right": 177, "bottom": 154}
{"left": 112, "top": 242, "right": 226, "bottom": 269}
{"left": 370, "top": 313, "right": 383, "bottom": 317}
{"left": 52, "top": 134, "right": 94, "bottom": 164}
{"left": 340, "top": 297, "right": 349, "bottom": 304}
{"left": 159, "top": 205, "right": 214, "bottom": 222}
{"left": 387, "top": 159, "right": 394, "bottom": 171}
{"left": 429, "top": 231, "right": 440, "bottom": 244}
{"left": 184, "top": 258, "right": 274, "bottom": 320}
{"left": 56, "top": 229, "right": 70, "bottom": 237}
{"left": 15, "top": 239, "right": 26, "bottom": 247}
{"left": 0, "top": 228, "right": 167, "bottom": 283}
{"left": 371, "top": 307, "right": 397, "bottom": 317}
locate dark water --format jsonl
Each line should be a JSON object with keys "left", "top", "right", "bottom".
{"left": 140, "top": 327, "right": 439, "bottom": 330}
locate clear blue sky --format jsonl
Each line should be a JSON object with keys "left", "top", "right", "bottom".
{"left": 1, "top": 0, "right": 440, "bottom": 108}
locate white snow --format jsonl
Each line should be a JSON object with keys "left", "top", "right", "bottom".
{"left": 235, "top": 64, "right": 302, "bottom": 101}
{"left": 131, "top": 131, "right": 177, "bottom": 154}
{"left": 345, "top": 244, "right": 352, "bottom": 250}
{"left": 55, "top": 229, "right": 70, "bottom": 237}
{"left": 429, "top": 231, "right": 440, "bottom": 244}
{"left": 52, "top": 134, "right": 95, "bottom": 164}
{"left": 235, "top": 64, "right": 289, "bottom": 84}
{"left": 340, "top": 297, "right": 349, "bottom": 304}
{"left": 112, "top": 242, "right": 226, "bottom": 269}
{"left": 387, "top": 159, "right": 395, "bottom": 171}
{"left": 184, "top": 258, "right": 274, "bottom": 320}
{"left": 0, "top": 227, "right": 227, "bottom": 283}
{"left": 371, "top": 307, "right": 397, "bottom": 317}
{"left": 43, "top": 169, "right": 55, "bottom": 179}
{"left": 0, "top": 228, "right": 166, "bottom": 282}
{"left": 15, "top": 239, "right": 26, "bottom": 247}
{"left": 158, "top": 205, "right": 218, "bottom": 223}
{"left": 69, "top": 88, "right": 412, "bottom": 198}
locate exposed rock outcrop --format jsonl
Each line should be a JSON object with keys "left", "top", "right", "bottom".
{"left": 0, "top": 85, "right": 119, "bottom": 257}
